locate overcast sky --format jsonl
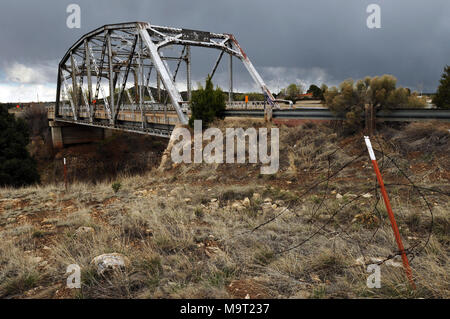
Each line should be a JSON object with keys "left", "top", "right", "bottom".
{"left": 1, "top": 0, "right": 449, "bottom": 102}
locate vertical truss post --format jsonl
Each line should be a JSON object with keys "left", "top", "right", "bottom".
{"left": 70, "top": 53, "right": 78, "bottom": 118}
{"left": 133, "top": 69, "right": 139, "bottom": 105}
{"left": 186, "top": 45, "right": 191, "bottom": 102}
{"left": 107, "top": 31, "right": 115, "bottom": 125}
{"left": 157, "top": 73, "right": 161, "bottom": 102}
{"left": 84, "top": 39, "right": 94, "bottom": 123}
{"left": 55, "top": 66, "right": 62, "bottom": 118}
{"left": 139, "top": 35, "right": 146, "bottom": 129}
{"left": 229, "top": 52, "right": 233, "bottom": 104}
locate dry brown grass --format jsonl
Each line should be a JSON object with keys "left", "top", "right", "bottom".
{"left": 0, "top": 121, "right": 448, "bottom": 299}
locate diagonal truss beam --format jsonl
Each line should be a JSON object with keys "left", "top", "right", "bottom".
{"left": 137, "top": 23, "right": 188, "bottom": 124}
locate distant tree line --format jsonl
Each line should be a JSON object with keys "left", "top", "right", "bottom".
{"left": 0, "top": 105, "right": 40, "bottom": 187}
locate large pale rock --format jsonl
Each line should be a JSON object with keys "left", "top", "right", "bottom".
{"left": 90, "top": 253, "right": 130, "bottom": 275}
{"left": 158, "top": 124, "right": 188, "bottom": 172}
{"left": 231, "top": 202, "right": 245, "bottom": 211}
{"left": 252, "top": 193, "right": 261, "bottom": 201}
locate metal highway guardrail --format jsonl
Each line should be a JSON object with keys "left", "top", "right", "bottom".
{"left": 224, "top": 108, "right": 450, "bottom": 122}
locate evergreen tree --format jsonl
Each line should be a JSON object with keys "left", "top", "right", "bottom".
{"left": 307, "top": 84, "right": 323, "bottom": 99}
{"left": 189, "top": 76, "right": 226, "bottom": 128}
{"left": 432, "top": 65, "right": 450, "bottom": 109}
{"left": 0, "top": 105, "right": 40, "bottom": 187}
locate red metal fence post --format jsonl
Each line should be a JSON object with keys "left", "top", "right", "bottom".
{"left": 364, "top": 136, "right": 416, "bottom": 289}
{"left": 63, "top": 157, "right": 68, "bottom": 191}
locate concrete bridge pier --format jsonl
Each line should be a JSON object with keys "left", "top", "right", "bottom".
{"left": 50, "top": 121, "right": 113, "bottom": 149}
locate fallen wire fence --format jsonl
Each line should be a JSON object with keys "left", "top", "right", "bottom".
{"left": 220, "top": 135, "right": 449, "bottom": 286}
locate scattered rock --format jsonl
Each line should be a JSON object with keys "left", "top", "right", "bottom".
{"left": 336, "top": 193, "right": 343, "bottom": 200}
{"left": 145, "top": 229, "right": 153, "bottom": 236}
{"left": 210, "top": 198, "right": 217, "bottom": 203}
{"left": 205, "top": 246, "right": 225, "bottom": 258}
{"left": 41, "top": 218, "right": 54, "bottom": 225}
{"left": 275, "top": 207, "right": 290, "bottom": 214}
{"left": 310, "top": 273, "right": 322, "bottom": 283}
{"left": 362, "top": 193, "right": 373, "bottom": 198}
{"left": 30, "top": 256, "right": 43, "bottom": 264}
{"left": 75, "top": 226, "right": 95, "bottom": 236}
{"left": 263, "top": 198, "right": 272, "bottom": 203}
{"left": 227, "top": 279, "right": 270, "bottom": 299}
{"left": 252, "top": 193, "right": 261, "bottom": 201}
{"left": 231, "top": 202, "right": 245, "bottom": 211}
{"left": 242, "top": 197, "right": 251, "bottom": 207}
{"left": 355, "top": 256, "right": 402, "bottom": 268}
{"left": 90, "top": 253, "right": 130, "bottom": 275}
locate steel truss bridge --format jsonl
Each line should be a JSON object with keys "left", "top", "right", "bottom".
{"left": 50, "top": 21, "right": 450, "bottom": 146}
{"left": 53, "top": 21, "right": 282, "bottom": 138}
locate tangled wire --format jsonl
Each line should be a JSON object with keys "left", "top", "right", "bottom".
{"left": 223, "top": 134, "right": 449, "bottom": 274}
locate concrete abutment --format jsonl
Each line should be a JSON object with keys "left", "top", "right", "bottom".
{"left": 49, "top": 121, "right": 113, "bottom": 149}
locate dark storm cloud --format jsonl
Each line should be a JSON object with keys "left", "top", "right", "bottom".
{"left": 1, "top": 0, "right": 449, "bottom": 95}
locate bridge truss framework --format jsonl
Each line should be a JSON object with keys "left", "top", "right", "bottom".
{"left": 55, "top": 21, "right": 278, "bottom": 136}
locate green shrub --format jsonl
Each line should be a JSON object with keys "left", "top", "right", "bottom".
{"left": 0, "top": 105, "right": 40, "bottom": 187}
{"left": 194, "top": 207, "right": 205, "bottom": 219}
{"left": 112, "top": 181, "right": 121, "bottom": 193}
{"left": 189, "top": 76, "right": 226, "bottom": 128}
{"left": 324, "top": 75, "right": 427, "bottom": 134}
{"left": 433, "top": 65, "right": 450, "bottom": 109}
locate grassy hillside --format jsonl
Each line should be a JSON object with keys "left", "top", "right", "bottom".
{"left": 0, "top": 120, "right": 448, "bottom": 299}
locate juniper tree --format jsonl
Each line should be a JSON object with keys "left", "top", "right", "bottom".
{"left": 189, "top": 76, "right": 226, "bottom": 128}
{"left": 0, "top": 105, "right": 40, "bottom": 187}
{"left": 432, "top": 65, "right": 450, "bottom": 109}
